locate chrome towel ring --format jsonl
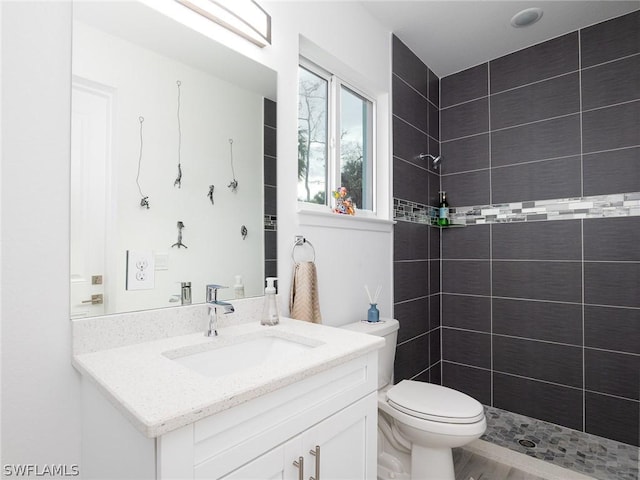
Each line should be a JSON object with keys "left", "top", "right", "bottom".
{"left": 292, "top": 235, "right": 316, "bottom": 263}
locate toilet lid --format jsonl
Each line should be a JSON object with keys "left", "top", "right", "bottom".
{"left": 386, "top": 380, "right": 484, "bottom": 424}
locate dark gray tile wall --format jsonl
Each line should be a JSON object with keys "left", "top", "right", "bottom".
{"left": 263, "top": 98, "right": 277, "bottom": 279}
{"left": 392, "top": 35, "right": 441, "bottom": 385}
{"left": 440, "top": 10, "right": 640, "bottom": 447}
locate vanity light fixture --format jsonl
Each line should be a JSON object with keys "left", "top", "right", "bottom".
{"left": 175, "top": 0, "right": 271, "bottom": 47}
{"left": 510, "top": 7, "right": 543, "bottom": 28}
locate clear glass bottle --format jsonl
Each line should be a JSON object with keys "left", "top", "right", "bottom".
{"left": 438, "top": 191, "right": 450, "bottom": 226}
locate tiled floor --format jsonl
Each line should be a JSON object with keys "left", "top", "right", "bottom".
{"left": 480, "top": 406, "right": 639, "bottom": 480}
{"left": 454, "top": 448, "right": 547, "bottom": 480}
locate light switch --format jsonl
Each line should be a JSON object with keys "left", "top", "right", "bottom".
{"left": 154, "top": 252, "right": 169, "bottom": 271}
{"left": 126, "top": 250, "right": 155, "bottom": 290}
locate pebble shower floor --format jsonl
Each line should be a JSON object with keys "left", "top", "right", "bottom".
{"left": 480, "top": 406, "right": 639, "bottom": 480}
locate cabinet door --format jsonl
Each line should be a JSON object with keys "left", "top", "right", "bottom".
{"left": 219, "top": 439, "right": 300, "bottom": 480}
{"left": 302, "top": 393, "right": 377, "bottom": 480}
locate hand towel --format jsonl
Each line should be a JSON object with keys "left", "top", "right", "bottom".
{"left": 289, "top": 261, "right": 322, "bottom": 324}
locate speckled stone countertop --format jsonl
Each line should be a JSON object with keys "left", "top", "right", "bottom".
{"left": 72, "top": 316, "right": 383, "bottom": 438}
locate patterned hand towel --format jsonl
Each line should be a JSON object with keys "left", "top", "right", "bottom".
{"left": 289, "top": 261, "right": 322, "bottom": 323}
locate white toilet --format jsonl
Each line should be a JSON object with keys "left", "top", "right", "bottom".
{"left": 342, "top": 318, "right": 486, "bottom": 480}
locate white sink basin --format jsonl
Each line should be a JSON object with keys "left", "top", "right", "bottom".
{"left": 170, "top": 335, "right": 315, "bottom": 379}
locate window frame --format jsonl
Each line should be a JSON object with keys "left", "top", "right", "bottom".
{"left": 297, "top": 57, "right": 377, "bottom": 216}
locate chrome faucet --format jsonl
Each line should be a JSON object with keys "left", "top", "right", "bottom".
{"left": 205, "top": 284, "right": 235, "bottom": 337}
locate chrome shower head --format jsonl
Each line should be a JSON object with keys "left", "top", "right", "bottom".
{"left": 418, "top": 153, "right": 442, "bottom": 170}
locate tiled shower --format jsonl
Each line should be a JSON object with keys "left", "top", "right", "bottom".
{"left": 392, "top": 7, "right": 639, "bottom": 456}
{"left": 264, "top": 98, "right": 277, "bottom": 279}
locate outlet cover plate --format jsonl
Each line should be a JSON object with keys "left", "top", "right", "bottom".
{"left": 126, "top": 250, "right": 155, "bottom": 290}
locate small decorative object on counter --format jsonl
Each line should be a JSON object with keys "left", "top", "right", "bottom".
{"left": 332, "top": 186, "right": 356, "bottom": 215}
{"left": 364, "top": 284, "right": 382, "bottom": 322}
{"left": 438, "top": 190, "right": 450, "bottom": 226}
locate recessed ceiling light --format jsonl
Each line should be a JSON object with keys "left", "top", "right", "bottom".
{"left": 511, "top": 7, "right": 543, "bottom": 28}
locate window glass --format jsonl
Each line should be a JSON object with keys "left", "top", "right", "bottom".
{"left": 298, "top": 61, "right": 376, "bottom": 213}
{"left": 340, "top": 86, "right": 373, "bottom": 211}
{"left": 297, "top": 65, "right": 328, "bottom": 204}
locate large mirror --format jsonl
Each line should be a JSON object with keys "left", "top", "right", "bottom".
{"left": 70, "top": 1, "right": 277, "bottom": 318}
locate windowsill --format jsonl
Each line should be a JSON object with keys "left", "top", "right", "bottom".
{"left": 297, "top": 206, "right": 395, "bottom": 232}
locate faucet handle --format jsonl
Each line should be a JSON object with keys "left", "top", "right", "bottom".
{"left": 206, "top": 284, "right": 227, "bottom": 302}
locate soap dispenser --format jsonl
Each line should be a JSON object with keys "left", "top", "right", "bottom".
{"left": 261, "top": 277, "right": 279, "bottom": 326}
{"left": 234, "top": 275, "right": 245, "bottom": 299}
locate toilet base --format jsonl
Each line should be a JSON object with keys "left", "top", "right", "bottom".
{"left": 411, "top": 444, "right": 455, "bottom": 480}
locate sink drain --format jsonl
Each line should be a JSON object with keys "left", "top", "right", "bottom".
{"left": 518, "top": 439, "right": 536, "bottom": 448}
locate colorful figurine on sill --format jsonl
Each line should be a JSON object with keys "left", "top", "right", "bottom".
{"left": 332, "top": 186, "right": 356, "bottom": 215}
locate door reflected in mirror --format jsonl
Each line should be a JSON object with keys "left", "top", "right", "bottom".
{"left": 70, "top": 1, "right": 277, "bottom": 319}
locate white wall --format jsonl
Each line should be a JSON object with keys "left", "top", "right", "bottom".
{"left": 0, "top": 0, "right": 392, "bottom": 469}
{"left": 1, "top": 1, "right": 81, "bottom": 469}
{"left": 263, "top": 1, "right": 394, "bottom": 326}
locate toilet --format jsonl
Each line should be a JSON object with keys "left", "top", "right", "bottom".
{"left": 342, "top": 318, "right": 486, "bottom": 480}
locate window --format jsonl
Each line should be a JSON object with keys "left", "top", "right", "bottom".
{"left": 297, "top": 59, "right": 375, "bottom": 212}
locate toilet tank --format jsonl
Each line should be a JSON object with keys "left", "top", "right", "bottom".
{"left": 341, "top": 319, "right": 399, "bottom": 389}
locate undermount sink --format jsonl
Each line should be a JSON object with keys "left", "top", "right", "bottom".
{"left": 169, "top": 335, "right": 315, "bottom": 379}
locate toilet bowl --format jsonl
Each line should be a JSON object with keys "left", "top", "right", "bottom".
{"left": 379, "top": 380, "right": 486, "bottom": 479}
{"left": 341, "top": 319, "right": 486, "bottom": 480}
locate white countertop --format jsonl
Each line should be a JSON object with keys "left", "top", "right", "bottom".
{"left": 72, "top": 317, "right": 384, "bottom": 438}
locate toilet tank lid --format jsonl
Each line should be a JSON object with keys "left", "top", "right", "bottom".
{"left": 340, "top": 318, "right": 399, "bottom": 337}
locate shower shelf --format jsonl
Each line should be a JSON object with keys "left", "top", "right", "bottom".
{"left": 429, "top": 223, "right": 466, "bottom": 229}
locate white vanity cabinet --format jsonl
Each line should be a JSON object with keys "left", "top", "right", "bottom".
{"left": 219, "top": 395, "right": 375, "bottom": 480}
{"left": 81, "top": 350, "right": 378, "bottom": 479}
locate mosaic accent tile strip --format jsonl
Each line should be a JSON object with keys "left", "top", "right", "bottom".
{"left": 450, "top": 192, "right": 640, "bottom": 226}
{"left": 264, "top": 214, "right": 277, "bottom": 230}
{"left": 393, "top": 197, "right": 437, "bottom": 224}
{"left": 482, "top": 406, "right": 639, "bottom": 480}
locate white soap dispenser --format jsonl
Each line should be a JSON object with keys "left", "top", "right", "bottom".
{"left": 234, "top": 275, "right": 245, "bottom": 299}
{"left": 261, "top": 277, "right": 279, "bottom": 326}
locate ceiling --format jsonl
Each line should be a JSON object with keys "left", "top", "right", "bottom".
{"left": 359, "top": 1, "right": 639, "bottom": 78}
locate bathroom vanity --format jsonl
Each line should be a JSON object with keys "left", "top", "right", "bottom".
{"left": 72, "top": 302, "right": 383, "bottom": 479}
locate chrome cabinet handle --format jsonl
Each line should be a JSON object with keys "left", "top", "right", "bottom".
{"left": 293, "top": 456, "right": 304, "bottom": 480}
{"left": 309, "top": 445, "right": 320, "bottom": 480}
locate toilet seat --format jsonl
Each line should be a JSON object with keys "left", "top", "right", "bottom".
{"left": 386, "top": 380, "right": 484, "bottom": 424}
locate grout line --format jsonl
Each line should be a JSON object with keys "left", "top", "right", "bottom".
{"left": 578, "top": 29, "right": 584, "bottom": 199}
{"left": 443, "top": 328, "right": 640, "bottom": 353}
{"left": 439, "top": 73, "right": 443, "bottom": 385}
{"left": 392, "top": 113, "right": 436, "bottom": 141}
{"left": 581, "top": 97, "right": 640, "bottom": 115}
{"left": 581, "top": 219, "right": 586, "bottom": 432}
{"left": 441, "top": 292, "right": 640, "bottom": 311}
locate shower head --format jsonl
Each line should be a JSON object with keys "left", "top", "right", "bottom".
{"left": 418, "top": 153, "right": 442, "bottom": 170}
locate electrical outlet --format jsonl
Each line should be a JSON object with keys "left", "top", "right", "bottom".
{"left": 126, "top": 250, "right": 155, "bottom": 290}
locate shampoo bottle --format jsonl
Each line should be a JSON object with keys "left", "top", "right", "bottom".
{"left": 261, "top": 277, "right": 280, "bottom": 326}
